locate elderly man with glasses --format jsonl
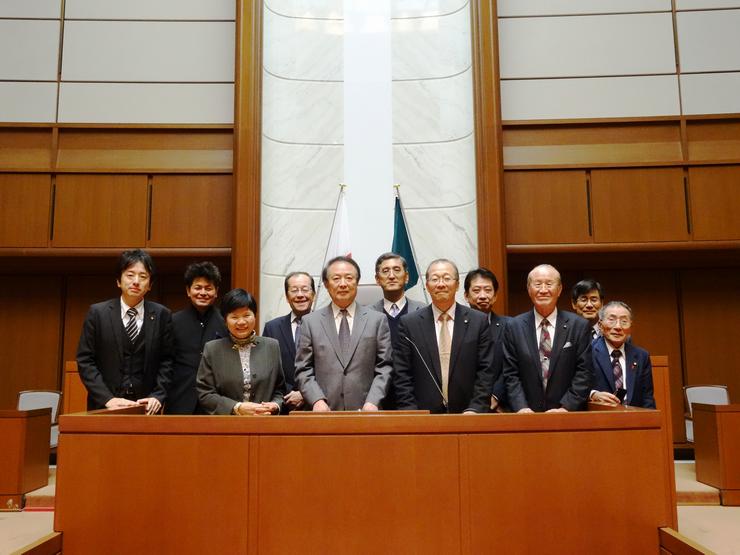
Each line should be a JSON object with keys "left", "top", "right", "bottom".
{"left": 393, "top": 258, "right": 494, "bottom": 414}
{"left": 589, "top": 301, "right": 655, "bottom": 409}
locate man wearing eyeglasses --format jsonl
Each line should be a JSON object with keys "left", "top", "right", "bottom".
{"left": 590, "top": 301, "right": 655, "bottom": 408}
{"left": 294, "top": 256, "right": 393, "bottom": 411}
{"left": 394, "top": 259, "right": 494, "bottom": 413}
{"left": 370, "top": 252, "right": 426, "bottom": 409}
{"left": 262, "top": 271, "right": 316, "bottom": 412}
{"left": 503, "top": 264, "right": 593, "bottom": 413}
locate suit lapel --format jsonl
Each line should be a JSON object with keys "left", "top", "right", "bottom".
{"left": 490, "top": 314, "right": 503, "bottom": 343}
{"left": 346, "top": 305, "right": 369, "bottom": 364}
{"left": 279, "top": 314, "right": 296, "bottom": 358}
{"left": 142, "top": 301, "right": 156, "bottom": 368}
{"left": 318, "top": 305, "right": 347, "bottom": 368}
{"left": 419, "top": 306, "right": 442, "bottom": 382}
{"left": 449, "top": 304, "right": 468, "bottom": 377}
{"left": 594, "top": 338, "right": 615, "bottom": 391}
{"left": 547, "top": 312, "right": 569, "bottom": 382}
{"left": 108, "top": 299, "right": 124, "bottom": 363}
{"left": 522, "top": 311, "right": 540, "bottom": 374}
{"left": 625, "top": 343, "right": 638, "bottom": 404}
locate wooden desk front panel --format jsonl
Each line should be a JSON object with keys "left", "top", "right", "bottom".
{"left": 464, "top": 429, "right": 671, "bottom": 553}
{"left": 55, "top": 433, "right": 250, "bottom": 554}
{"left": 252, "top": 434, "right": 461, "bottom": 555}
{"left": 694, "top": 405, "right": 740, "bottom": 491}
{"left": 0, "top": 409, "right": 50, "bottom": 495}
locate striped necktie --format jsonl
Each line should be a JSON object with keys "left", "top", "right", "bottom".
{"left": 125, "top": 307, "right": 139, "bottom": 342}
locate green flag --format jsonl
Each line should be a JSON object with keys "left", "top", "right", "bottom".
{"left": 391, "top": 196, "right": 419, "bottom": 291}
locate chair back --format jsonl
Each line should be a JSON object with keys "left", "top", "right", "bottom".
{"left": 18, "top": 390, "right": 62, "bottom": 423}
{"left": 684, "top": 385, "right": 730, "bottom": 417}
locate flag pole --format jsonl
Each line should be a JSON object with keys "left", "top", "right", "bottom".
{"left": 394, "top": 184, "right": 429, "bottom": 303}
{"left": 313, "top": 183, "right": 347, "bottom": 310}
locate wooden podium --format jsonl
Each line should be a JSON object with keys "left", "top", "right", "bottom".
{"left": 55, "top": 407, "right": 676, "bottom": 554}
{"left": 0, "top": 408, "right": 50, "bottom": 511}
{"left": 693, "top": 403, "right": 740, "bottom": 505}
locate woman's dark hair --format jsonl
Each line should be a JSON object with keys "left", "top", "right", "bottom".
{"left": 220, "top": 288, "right": 257, "bottom": 319}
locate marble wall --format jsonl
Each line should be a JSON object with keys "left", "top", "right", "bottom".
{"left": 260, "top": 0, "right": 478, "bottom": 324}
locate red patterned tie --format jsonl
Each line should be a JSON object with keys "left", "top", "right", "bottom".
{"left": 539, "top": 319, "right": 552, "bottom": 385}
{"left": 611, "top": 350, "right": 623, "bottom": 391}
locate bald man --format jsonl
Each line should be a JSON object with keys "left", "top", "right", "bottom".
{"left": 502, "top": 264, "right": 593, "bottom": 413}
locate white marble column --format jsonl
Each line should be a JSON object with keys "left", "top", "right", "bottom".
{"left": 260, "top": 0, "right": 477, "bottom": 323}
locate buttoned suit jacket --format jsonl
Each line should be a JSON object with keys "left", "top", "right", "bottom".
{"left": 503, "top": 309, "right": 593, "bottom": 412}
{"left": 196, "top": 336, "right": 286, "bottom": 415}
{"left": 592, "top": 336, "right": 655, "bottom": 409}
{"left": 76, "top": 298, "right": 174, "bottom": 410}
{"left": 394, "top": 303, "right": 494, "bottom": 413}
{"left": 168, "top": 305, "right": 227, "bottom": 414}
{"left": 262, "top": 313, "right": 301, "bottom": 392}
{"left": 294, "top": 304, "right": 393, "bottom": 411}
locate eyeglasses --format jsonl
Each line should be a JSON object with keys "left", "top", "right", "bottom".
{"left": 602, "top": 316, "right": 632, "bottom": 327}
{"left": 379, "top": 267, "right": 405, "bottom": 276}
{"left": 288, "top": 287, "right": 312, "bottom": 295}
{"left": 427, "top": 275, "right": 457, "bottom": 285}
{"left": 530, "top": 281, "right": 558, "bottom": 290}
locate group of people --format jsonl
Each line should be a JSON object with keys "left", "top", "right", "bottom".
{"left": 76, "top": 249, "right": 655, "bottom": 416}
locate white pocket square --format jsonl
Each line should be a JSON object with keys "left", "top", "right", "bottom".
{"left": 563, "top": 341, "right": 573, "bottom": 349}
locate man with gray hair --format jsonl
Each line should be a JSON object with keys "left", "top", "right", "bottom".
{"left": 503, "top": 264, "right": 593, "bottom": 412}
{"left": 394, "top": 258, "right": 494, "bottom": 413}
{"left": 590, "top": 301, "right": 655, "bottom": 408}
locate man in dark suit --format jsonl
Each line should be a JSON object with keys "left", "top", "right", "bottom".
{"left": 295, "top": 256, "right": 392, "bottom": 411}
{"left": 590, "top": 301, "right": 655, "bottom": 408}
{"left": 262, "top": 271, "right": 316, "bottom": 412}
{"left": 76, "top": 249, "right": 173, "bottom": 414}
{"left": 503, "top": 264, "right": 593, "bottom": 413}
{"left": 167, "top": 261, "right": 228, "bottom": 414}
{"left": 394, "top": 259, "right": 493, "bottom": 414}
{"left": 464, "top": 267, "right": 511, "bottom": 411}
{"left": 571, "top": 279, "right": 604, "bottom": 341}
{"left": 370, "top": 252, "right": 425, "bottom": 409}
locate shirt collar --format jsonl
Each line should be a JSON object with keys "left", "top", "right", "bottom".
{"left": 331, "top": 302, "right": 356, "bottom": 320}
{"left": 534, "top": 307, "right": 557, "bottom": 328}
{"left": 604, "top": 339, "right": 627, "bottom": 360}
{"left": 383, "top": 296, "right": 407, "bottom": 314}
{"left": 431, "top": 302, "right": 456, "bottom": 322}
{"left": 121, "top": 297, "right": 144, "bottom": 317}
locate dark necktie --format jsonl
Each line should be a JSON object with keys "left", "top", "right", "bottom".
{"left": 611, "top": 350, "right": 623, "bottom": 391}
{"left": 294, "top": 317, "right": 302, "bottom": 346}
{"left": 539, "top": 319, "right": 552, "bottom": 386}
{"left": 125, "top": 307, "right": 139, "bottom": 342}
{"left": 338, "top": 309, "right": 350, "bottom": 357}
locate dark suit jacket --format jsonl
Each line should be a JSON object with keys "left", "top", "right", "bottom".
{"left": 489, "top": 312, "right": 512, "bottom": 406}
{"left": 294, "top": 303, "right": 392, "bottom": 411}
{"left": 262, "top": 313, "right": 299, "bottom": 391}
{"left": 76, "top": 298, "right": 174, "bottom": 410}
{"left": 592, "top": 336, "right": 655, "bottom": 409}
{"left": 503, "top": 309, "right": 593, "bottom": 412}
{"left": 167, "top": 305, "right": 227, "bottom": 414}
{"left": 394, "top": 303, "right": 494, "bottom": 413}
{"left": 196, "top": 336, "right": 286, "bottom": 415}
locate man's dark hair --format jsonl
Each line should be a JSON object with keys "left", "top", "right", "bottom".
{"left": 571, "top": 279, "right": 604, "bottom": 303}
{"left": 184, "top": 261, "right": 222, "bottom": 288}
{"left": 464, "top": 267, "right": 499, "bottom": 294}
{"left": 322, "top": 256, "right": 361, "bottom": 283}
{"left": 220, "top": 288, "right": 257, "bottom": 319}
{"left": 374, "top": 252, "right": 408, "bottom": 275}
{"left": 425, "top": 258, "right": 459, "bottom": 281}
{"left": 117, "top": 249, "right": 155, "bottom": 279}
{"left": 284, "top": 271, "right": 316, "bottom": 294}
